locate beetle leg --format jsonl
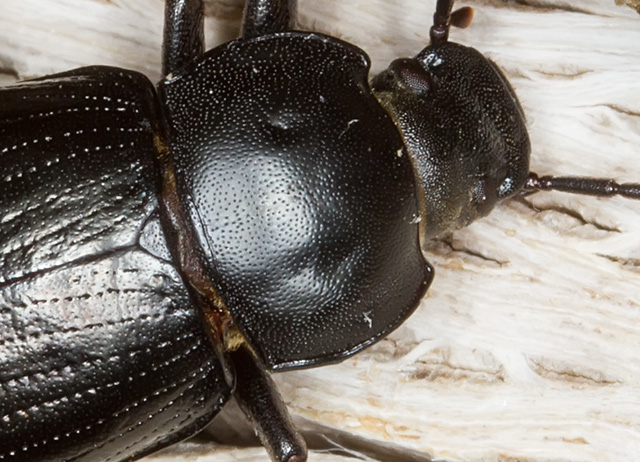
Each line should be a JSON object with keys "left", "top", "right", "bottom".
{"left": 242, "top": 0, "right": 297, "bottom": 39}
{"left": 162, "top": 0, "right": 205, "bottom": 77}
{"left": 524, "top": 172, "right": 640, "bottom": 199}
{"left": 231, "top": 344, "right": 307, "bottom": 462}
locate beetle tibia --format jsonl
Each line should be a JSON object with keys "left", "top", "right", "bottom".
{"left": 231, "top": 344, "right": 308, "bottom": 462}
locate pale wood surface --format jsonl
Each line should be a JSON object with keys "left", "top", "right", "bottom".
{"left": 1, "top": 1, "right": 639, "bottom": 461}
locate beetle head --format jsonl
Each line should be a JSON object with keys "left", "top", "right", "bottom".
{"left": 372, "top": 41, "right": 531, "bottom": 240}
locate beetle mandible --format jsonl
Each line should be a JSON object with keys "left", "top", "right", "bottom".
{"left": 1, "top": 0, "right": 640, "bottom": 462}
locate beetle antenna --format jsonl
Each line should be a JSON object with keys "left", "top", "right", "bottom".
{"left": 430, "top": 0, "right": 454, "bottom": 44}
{"left": 524, "top": 172, "right": 640, "bottom": 199}
{"left": 430, "top": 0, "right": 474, "bottom": 45}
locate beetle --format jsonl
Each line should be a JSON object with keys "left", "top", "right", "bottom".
{"left": 1, "top": 0, "right": 640, "bottom": 462}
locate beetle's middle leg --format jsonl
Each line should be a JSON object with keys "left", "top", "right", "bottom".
{"left": 162, "top": 0, "right": 205, "bottom": 77}
{"left": 242, "top": 0, "right": 297, "bottom": 38}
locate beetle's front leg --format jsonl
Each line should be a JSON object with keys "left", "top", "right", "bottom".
{"left": 231, "top": 344, "right": 307, "bottom": 462}
{"left": 242, "top": 0, "right": 297, "bottom": 38}
{"left": 162, "top": 0, "right": 205, "bottom": 77}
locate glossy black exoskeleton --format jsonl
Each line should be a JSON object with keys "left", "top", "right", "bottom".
{"left": 1, "top": 1, "right": 638, "bottom": 462}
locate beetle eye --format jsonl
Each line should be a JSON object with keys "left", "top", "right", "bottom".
{"left": 372, "top": 58, "right": 432, "bottom": 96}
{"left": 498, "top": 175, "right": 517, "bottom": 198}
{"left": 473, "top": 175, "right": 499, "bottom": 217}
{"left": 389, "top": 58, "right": 433, "bottom": 95}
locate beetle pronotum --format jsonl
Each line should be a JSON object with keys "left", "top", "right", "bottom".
{"left": 1, "top": 1, "right": 639, "bottom": 462}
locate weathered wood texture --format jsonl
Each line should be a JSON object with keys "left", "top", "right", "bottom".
{"left": 1, "top": 1, "right": 639, "bottom": 461}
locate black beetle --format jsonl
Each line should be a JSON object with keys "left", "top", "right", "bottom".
{"left": 1, "top": 0, "right": 640, "bottom": 462}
